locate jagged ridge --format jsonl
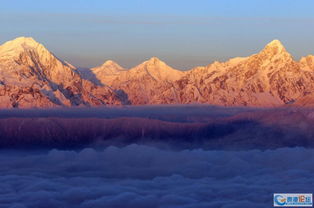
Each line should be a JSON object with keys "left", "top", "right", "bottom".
{"left": 0, "top": 37, "right": 314, "bottom": 108}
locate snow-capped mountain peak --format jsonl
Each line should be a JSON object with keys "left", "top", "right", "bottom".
{"left": 265, "top": 39, "right": 285, "bottom": 49}
{"left": 1, "top": 36, "right": 38, "bottom": 47}
{"left": 91, "top": 60, "right": 126, "bottom": 76}
{"left": 146, "top": 57, "right": 164, "bottom": 65}
{"left": 129, "top": 57, "right": 184, "bottom": 81}
{"left": 100, "top": 60, "right": 125, "bottom": 71}
{"left": 0, "top": 37, "right": 44, "bottom": 55}
{"left": 260, "top": 39, "right": 289, "bottom": 57}
{"left": 0, "top": 37, "right": 123, "bottom": 108}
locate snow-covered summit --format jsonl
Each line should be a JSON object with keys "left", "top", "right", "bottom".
{"left": 261, "top": 39, "right": 289, "bottom": 57}
{"left": 0, "top": 37, "right": 43, "bottom": 54}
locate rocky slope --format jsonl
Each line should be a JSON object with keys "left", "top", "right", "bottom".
{"left": 0, "top": 37, "right": 314, "bottom": 108}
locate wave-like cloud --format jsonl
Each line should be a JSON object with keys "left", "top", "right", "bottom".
{"left": 0, "top": 145, "right": 313, "bottom": 208}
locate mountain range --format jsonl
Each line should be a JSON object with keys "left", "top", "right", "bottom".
{"left": 0, "top": 37, "right": 313, "bottom": 108}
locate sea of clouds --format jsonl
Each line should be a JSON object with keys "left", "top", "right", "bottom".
{"left": 1, "top": 145, "right": 313, "bottom": 208}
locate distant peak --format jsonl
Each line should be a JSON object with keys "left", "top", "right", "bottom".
{"left": 102, "top": 60, "right": 118, "bottom": 66}
{"left": 268, "top": 39, "right": 283, "bottom": 45}
{"left": 264, "top": 39, "right": 286, "bottom": 51}
{"left": 0, "top": 36, "right": 44, "bottom": 53}
{"left": 101, "top": 60, "right": 124, "bottom": 69}
{"left": 6, "top": 36, "right": 39, "bottom": 46}
{"left": 0, "top": 36, "right": 61, "bottom": 64}
{"left": 146, "top": 57, "right": 164, "bottom": 64}
{"left": 267, "top": 39, "right": 284, "bottom": 47}
{"left": 13, "top": 36, "right": 36, "bottom": 43}
{"left": 105, "top": 60, "right": 114, "bottom": 64}
{"left": 96, "top": 60, "right": 125, "bottom": 72}
{"left": 260, "top": 39, "right": 290, "bottom": 57}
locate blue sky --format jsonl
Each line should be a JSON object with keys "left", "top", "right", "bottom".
{"left": 0, "top": 0, "right": 314, "bottom": 69}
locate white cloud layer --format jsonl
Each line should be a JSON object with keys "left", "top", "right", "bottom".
{"left": 0, "top": 145, "right": 313, "bottom": 208}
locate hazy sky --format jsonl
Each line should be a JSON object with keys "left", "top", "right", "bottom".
{"left": 0, "top": 0, "right": 314, "bottom": 69}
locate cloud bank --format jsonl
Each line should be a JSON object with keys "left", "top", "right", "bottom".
{"left": 1, "top": 106, "right": 314, "bottom": 150}
{"left": 0, "top": 145, "right": 313, "bottom": 208}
